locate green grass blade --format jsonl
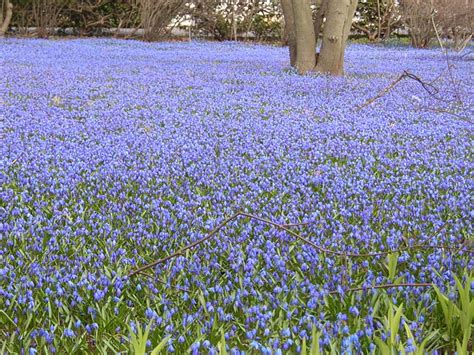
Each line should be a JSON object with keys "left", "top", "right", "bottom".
{"left": 150, "top": 335, "right": 171, "bottom": 355}
{"left": 310, "top": 325, "right": 320, "bottom": 355}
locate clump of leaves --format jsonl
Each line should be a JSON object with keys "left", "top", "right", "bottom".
{"left": 433, "top": 271, "right": 473, "bottom": 353}
{"left": 129, "top": 321, "right": 170, "bottom": 355}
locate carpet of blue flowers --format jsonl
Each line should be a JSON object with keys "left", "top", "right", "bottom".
{"left": 0, "top": 39, "right": 473, "bottom": 353}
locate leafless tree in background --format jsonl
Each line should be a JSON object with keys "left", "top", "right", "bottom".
{"left": 399, "top": 0, "right": 473, "bottom": 50}
{"left": 434, "top": 0, "right": 473, "bottom": 51}
{"left": 31, "top": 0, "right": 65, "bottom": 38}
{"left": 185, "top": 0, "right": 280, "bottom": 41}
{"left": 65, "top": 0, "right": 139, "bottom": 36}
{"left": 353, "top": 0, "right": 400, "bottom": 41}
{"left": 138, "top": 0, "right": 187, "bottom": 41}
{"left": 187, "top": 0, "right": 237, "bottom": 40}
{"left": 0, "top": 0, "right": 13, "bottom": 37}
{"left": 399, "top": 0, "right": 435, "bottom": 48}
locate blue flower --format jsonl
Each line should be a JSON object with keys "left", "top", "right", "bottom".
{"left": 63, "top": 329, "right": 75, "bottom": 338}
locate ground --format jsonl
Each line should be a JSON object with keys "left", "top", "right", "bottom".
{"left": 0, "top": 39, "right": 472, "bottom": 353}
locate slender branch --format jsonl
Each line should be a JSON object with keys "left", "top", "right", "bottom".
{"left": 281, "top": 220, "right": 314, "bottom": 227}
{"left": 239, "top": 212, "right": 359, "bottom": 256}
{"left": 416, "top": 105, "right": 472, "bottom": 122}
{"left": 355, "top": 72, "right": 407, "bottom": 111}
{"left": 355, "top": 69, "right": 450, "bottom": 112}
{"left": 328, "top": 282, "right": 433, "bottom": 295}
{"left": 240, "top": 212, "right": 468, "bottom": 257}
{"left": 129, "top": 211, "right": 471, "bottom": 277}
{"left": 8, "top": 154, "right": 23, "bottom": 167}
{"left": 431, "top": 12, "right": 444, "bottom": 52}
{"left": 128, "top": 212, "right": 242, "bottom": 276}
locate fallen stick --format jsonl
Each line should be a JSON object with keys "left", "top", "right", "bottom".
{"left": 355, "top": 70, "right": 445, "bottom": 111}
{"left": 328, "top": 282, "right": 433, "bottom": 295}
{"left": 128, "top": 211, "right": 471, "bottom": 277}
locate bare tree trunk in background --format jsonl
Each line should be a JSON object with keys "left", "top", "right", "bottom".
{"left": 376, "top": 0, "right": 381, "bottom": 40}
{"left": 292, "top": 0, "right": 316, "bottom": 73}
{"left": 399, "top": 0, "right": 435, "bottom": 48}
{"left": 139, "top": 0, "right": 187, "bottom": 41}
{"left": 281, "top": 0, "right": 296, "bottom": 66}
{"left": 313, "top": 0, "right": 328, "bottom": 47}
{"left": 231, "top": 0, "right": 237, "bottom": 40}
{"left": 32, "top": 0, "right": 64, "bottom": 38}
{"left": 0, "top": 0, "right": 13, "bottom": 37}
{"left": 316, "top": 0, "right": 357, "bottom": 75}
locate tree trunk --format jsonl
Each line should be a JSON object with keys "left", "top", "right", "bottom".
{"left": 316, "top": 0, "right": 357, "bottom": 75}
{"left": 292, "top": 0, "right": 316, "bottom": 73}
{"left": 0, "top": 0, "right": 13, "bottom": 38}
{"left": 281, "top": 0, "right": 297, "bottom": 67}
{"left": 313, "top": 0, "right": 329, "bottom": 48}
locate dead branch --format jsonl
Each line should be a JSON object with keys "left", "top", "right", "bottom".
{"left": 328, "top": 282, "right": 433, "bottom": 295}
{"left": 355, "top": 70, "right": 449, "bottom": 111}
{"left": 355, "top": 72, "right": 408, "bottom": 111}
{"left": 128, "top": 212, "right": 241, "bottom": 276}
{"left": 128, "top": 211, "right": 472, "bottom": 277}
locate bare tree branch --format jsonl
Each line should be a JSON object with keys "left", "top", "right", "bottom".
{"left": 128, "top": 211, "right": 471, "bottom": 277}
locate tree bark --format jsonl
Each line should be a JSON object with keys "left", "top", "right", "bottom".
{"left": 316, "top": 0, "right": 357, "bottom": 75}
{"left": 281, "top": 0, "right": 297, "bottom": 67}
{"left": 292, "top": 0, "right": 316, "bottom": 73}
{"left": 0, "top": 0, "right": 12, "bottom": 38}
{"left": 313, "top": 0, "right": 329, "bottom": 47}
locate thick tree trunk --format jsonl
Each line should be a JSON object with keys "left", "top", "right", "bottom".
{"left": 281, "top": 0, "right": 297, "bottom": 67}
{"left": 313, "top": 0, "right": 329, "bottom": 47}
{"left": 316, "top": 0, "right": 357, "bottom": 75}
{"left": 0, "top": 0, "right": 13, "bottom": 38}
{"left": 292, "top": 0, "right": 316, "bottom": 73}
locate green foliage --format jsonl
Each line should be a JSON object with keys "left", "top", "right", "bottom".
{"left": 129, "top": 321, "right": 170, "bottom": 355}
{"left": 433, "top": 272, "right": 473, "bottom": 353}
{"left": 372, "top": 270, "right": 473, "bottom": 354}
{"left": 374, "top": 303, "right": 404, "bottom": 353}
{"left": 374, "top": 302, "right": 438, "bottom": 354}
{"left": 219, "top": 330, "right": 228, "bottom": 355}
{"left": 387, "top": 252, "right": 399, "bottom": 281}
{"left": 310, "top": 325, "right": 321, "bottom": 355}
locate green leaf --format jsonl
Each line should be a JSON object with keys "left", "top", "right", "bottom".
{"left": 198, "top": 292, "right": 208, "bottom": 314}
{"left": 417, "top": 335, "right": 430, "bottom": 355}
{"left": 454, "top": 273, "right": 473, "bottom": 336}
{"left": 0, "top": 309, "right": 16, "bottom": 327}
{"left": 403, "top": 322, "right": 414, "bottom": 340}
{"left": 129, "top": 321, "right": 153, "bottom": 355}
{"left": 454, "top": 274, "right": 469, "bottom": 315}
{"left": 390, "top": 303, "right": 403, "bottom": 345}
{"left": 455, "top": 339, "right": 463, "bottom": 355}
{"left": 433, "top": 285, "right": 451, "bottom": 333}
{"left": 374, "top": 336, "right": 390, "bottom": 355}
{"left": 150, "top": 335, "right": 171, "bottom": 355}
{"left": 300, "top": 337, "right": 307, "bottom": 355}
{"left": 219, "top": 330, "right": 228, "bottom": 355}
{"left": 459, "top": 327, "right": 470, "bottom": 354}
{"left": 310, "top": 325, "right": 320, "bottom": 355}
{"left": 387, "top": 252, "right": 399, "bottom": 280}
